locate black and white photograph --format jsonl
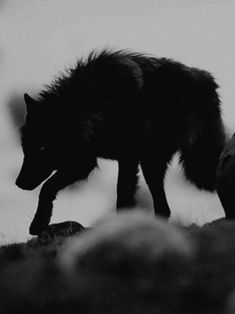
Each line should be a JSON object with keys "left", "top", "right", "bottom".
{"left": 1, "top": 1, "right": 235, "bottom": 313}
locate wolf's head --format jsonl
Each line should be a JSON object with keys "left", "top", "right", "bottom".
{"left": 15, "top": 93, "right": 58, "bottom": 190}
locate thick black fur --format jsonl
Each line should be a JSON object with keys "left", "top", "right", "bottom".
{"left": 15, "top": 49, "right": 226, "bottom": 235}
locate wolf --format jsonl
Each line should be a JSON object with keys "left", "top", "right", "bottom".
{"left": 15, "top": 49, "right": 226, "bottom": 235}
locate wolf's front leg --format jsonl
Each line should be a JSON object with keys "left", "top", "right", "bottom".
{"left": 30, "top": 161, "right": 96, "bottom": 235}
{"left": 116, "top": 158, "right": 139, "bottom": 209}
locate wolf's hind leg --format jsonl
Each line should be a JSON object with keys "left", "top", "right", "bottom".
{"left": 30, "top": 158, "right": 97, "bottom": 235}
{"left": 116, "top": 158, "right": 139, "bottom": 209}
{"left": 140, "top": 140, "right": 176, "bottom": 218}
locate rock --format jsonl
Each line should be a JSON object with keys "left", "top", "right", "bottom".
{"left": 37, "top": 221, "right": 85, "bottom": 244}
{"left": 216, "top": 133, "right": 235, "bottom": 219}
{"left": 59, "top": 211, "right": 194, "bottom": 313}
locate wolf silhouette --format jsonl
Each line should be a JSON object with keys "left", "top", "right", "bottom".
{"left": 15, "top": 50, "right": 226, "bottom": 235}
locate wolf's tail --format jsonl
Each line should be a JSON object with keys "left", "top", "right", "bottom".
{"left": 179, "top": 85, "right": 226, "bottom": 191}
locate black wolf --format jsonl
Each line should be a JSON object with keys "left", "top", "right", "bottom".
{"left": 15, "top": 50, "right": 226, "bottom": 235}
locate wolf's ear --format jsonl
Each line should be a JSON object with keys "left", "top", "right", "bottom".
{"left": 24, "top": 93, "right": 38, "bottom": 113}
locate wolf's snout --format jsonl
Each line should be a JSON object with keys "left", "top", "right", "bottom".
{"left": 15, "top": 178, "right": 27, "bottom": 190}
{"left": 15, "top": 174, "right": 36, "bottom": 190}
{"left": 15, "top": 175, "right": 23, "bottom": 188}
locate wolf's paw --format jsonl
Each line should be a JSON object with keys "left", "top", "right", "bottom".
{"left": 29, "top": 218, "right": 49, "bottom": 236}
{"left": 29, "top": 210, "right": 51, "bottom": 235}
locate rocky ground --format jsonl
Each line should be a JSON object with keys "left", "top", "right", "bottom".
{"left": 1, "top": 212, "right": 235, "bottom": 314}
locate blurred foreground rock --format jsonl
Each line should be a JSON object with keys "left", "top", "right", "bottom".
{"left": 0, "top": 212, "right": 235, "bottom": 313}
